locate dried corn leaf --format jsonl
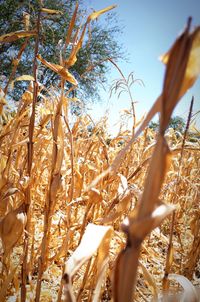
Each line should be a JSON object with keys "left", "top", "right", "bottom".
{"left": 161, "top": 27, "right": 200, "bottom": 99}
{"left": 129, "top": 203, "right": 175, "bottom": 247}
{"left": 63, "top": 224, "right": 112, "bottom": 301}
{"left": 100, "top": 190, "right": 132, "bottom": 224}
{"left": 0, "top": 30, "right": 36, "bottom": 43}
{"left": 118, "top": 173, "right": 128, "bottom": 195}
{"left": 137, "top": 136, "right": 171, "bottom": 218}
{"left": 65, "top": 23, "right": 87, "bottom": 68}
{"left": 11, "top": 75, "right": 34, "bottom": 90}
{"left": 23, "top": 12, "right": 30, "bottom": 31}
{"left": 88, "top": 5, "right": 117, "bottom": 21}
{"left": 65, "top": 5, "right": 116, "bottom": 69}
{"left": 41, "top": 8, "right": 62, "bottom": 14}
{"left": 92, "top": 260, "right": 108, "bottom": 302}
{"left": 1, "top": 187, "right": 19, "bottom": 200}
{"left": 0, "top": 154, "right": 7, "bottom": 173}
{"left": 139, "top": 261, "right": 158, "bottom": 299}
{"left": 0, "top": 88, "right": 7, "bottom": 115}
{"left": 92, "top": 224, "right": 113, "bottom": 301}
{"left": 113, "top": 203, "right": 174, "bottom": 302}
{"left": 37, "top": 55, "right": 78, "bottom": 85}
{"left": 65, "top": 3, "right": 79, "bottom": 45}
{"left": 63, "top": 223, "right": 112, "bottom": 277}
{"left": 160, "top": 21, "right": 200, "bottom": 131}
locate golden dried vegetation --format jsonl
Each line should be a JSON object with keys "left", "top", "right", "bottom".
{"left": 0, "top": 3, "right": 200, "bottom": 302}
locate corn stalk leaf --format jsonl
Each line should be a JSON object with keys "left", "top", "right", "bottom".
{"left": 63, "top": 224, "right": 113, "bottom": 301}
{"left": 41, "top": 8, "right": 62, "bottom": 14}
{"left": 160, "top": 27, "right": 200, "bottom": 99}
{"left": 65, "top": 3, "right": 79, "bottom": 45}
{"left": 11, "top": 75, "right": 34, "bottom": 90}
{"left": 87, "top": 5, "right": 117, "bottom": 21}
{"left": 0, "top": 30, "right": 36, "bottom": 43}
{"left": 37, "top": 55, "right": 78, "bottom": 85}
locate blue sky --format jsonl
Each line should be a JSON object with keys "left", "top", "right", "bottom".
{"left": 84, "top": 0, "right": 200, "bottom": 133}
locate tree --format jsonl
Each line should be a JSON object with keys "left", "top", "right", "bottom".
{"left": 0, "top": 0, "right": 123, "bottom": 101}
{"left": 149, "top": 116, "right": 186, "bottom": 133}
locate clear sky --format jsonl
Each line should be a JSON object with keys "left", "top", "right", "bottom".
{"left": 84, "top": 0, "right": 200, "bottom": 133}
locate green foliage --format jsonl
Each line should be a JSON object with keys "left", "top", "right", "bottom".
{"left": 0, "top": 0, "right": 123, "bottom": 101}
{"left": 149, "top": 116, "right": 186, "bottom": 133}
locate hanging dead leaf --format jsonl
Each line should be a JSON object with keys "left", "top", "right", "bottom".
{"left": 37, "top": 55, "right": 78, "bottom": 85}
{"left": 99, "top": 190, "right": 132, "bottom": 224}
{"left": 160, "top": 27, "right": 200, "bottom": 99}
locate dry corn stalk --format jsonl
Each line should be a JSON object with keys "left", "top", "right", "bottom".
{"left": 112, "top": 18, "right": 200, "bottom": 302}
{"left": 0, "top": 5, "right": 199, "bottom": 302}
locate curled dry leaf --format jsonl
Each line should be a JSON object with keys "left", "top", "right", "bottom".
{"left": 160, "top": 26, "right": 200, "bottom": 99}
{"left": 10, "top": 75, "right": 34, "bottom": 90}
{"left": 0, "top": 30, "right": 36, "bottom": 43}
{"left": 37, "top": 55, "right": 78, "bottom": 85}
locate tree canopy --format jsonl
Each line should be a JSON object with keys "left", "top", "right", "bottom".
{"left": 0, "top": 0, "right": 123, "bottom": 101}
{"left": 149, "top": 115, "right": 186, "bottom": 134}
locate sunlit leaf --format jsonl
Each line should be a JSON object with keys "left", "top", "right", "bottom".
{"left": 160, "top": 28, "right": 200, "bottom": 97}
{"left": 63, "top": 223, "right": 112, "bottom": 277}
{"left": 88, "top": 5, "right": 117, "bottom": 21}
{"left": 37, "top": 55, "right": 78, "bottom": 85}
{"left": 65, "top": 3, "right": 79, "bottom": 45}
{"left": 0, "top": 30, "right": 36, "bottom": 43}
{"left": 41, "top": 8, "right": 62, "bottom": 14}
{"left": 63, "top": 224, "right": 112, "bottom": 301}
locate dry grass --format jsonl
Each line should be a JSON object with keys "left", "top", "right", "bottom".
{"left": 0, "top": 4, "right": 200, "bottom": 302}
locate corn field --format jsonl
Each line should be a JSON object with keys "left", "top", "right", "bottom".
{"left": 0, "top": 3, "right": 200, "bottom": 302}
